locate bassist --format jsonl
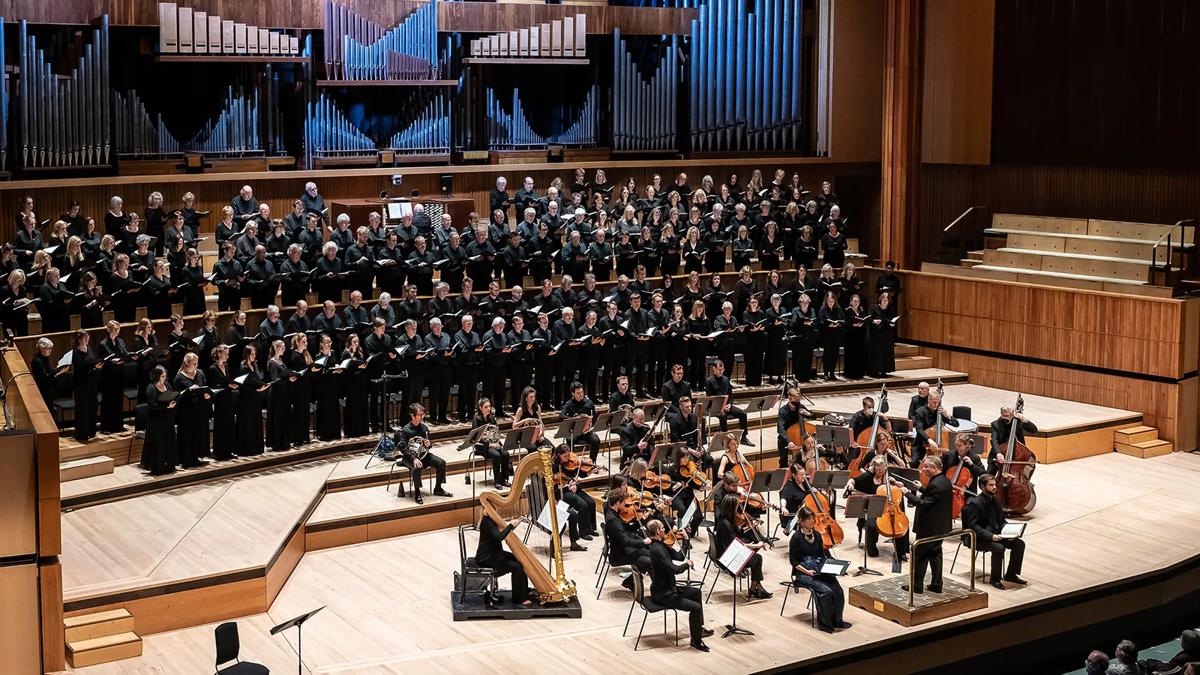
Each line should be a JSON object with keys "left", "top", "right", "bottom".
{"left": 989, "top": 406, "right": 1037, "bottom": 475}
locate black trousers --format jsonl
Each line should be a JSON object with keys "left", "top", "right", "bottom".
{"left": 744, "top": 552, "right": 765, "bottom": 582}
{"left": 484, "top": 551, "right": 529, "bottom": 604}
{"left": 912, "top": 539, "right": 943, "bottom": 590}
{"left": 792, "top": 573, "right": 845, "bottom": 630}
{"left": 672, "top": 493, "right": 703, "bottom": 533}
{"left": 484, "top": 366, "right": 509, "bottom": 414}
{"left": 982, "top": 537, "right": 1025, "bottom": 581}
{"left": 859, "top": 518, "right": 910, "bottom": 557}
{"left": 534, "top": 360, "right": 555, "bottom": 408}
{"left": 790, "top": 337, "right": 815, "bottom": 381}
{"left": 602, "top": 348, "right": 626, "bottom": 399}
{"left": 476, "top": 443, "right": 513, "bottom": 482}
{"left": 627, "top": 342, "right": 649, "bottom": 394}
{"left": 428, "top": 365, "right": 452, "bottom": 421}
{"left": 572, "top": 431, "right": 601, "bottom": 461}
{"left": 368, "top": 378, "right": 388, "bottom": 432}
{"left": 403, "top": 452, "right": 447, "bottom": 492}
{"left": 657, "top": 586, "right": 705, "bottom": 638}
{"left": 560, "top": 489, "right": 597, "bottom": 540}
{"left": 555, "top": 353, "right": 578, "bottom": 404}
{"left": 217, "top": 288, "right": 241, "bottom": 312}
{"left": 714, "top": 405, "right": 748, "bottom": 435}
{"left": 509, "top": 362, "right": 531, "bottom": 408}
{"left": 455, "top": 363, "right": 480, "bottom": 420}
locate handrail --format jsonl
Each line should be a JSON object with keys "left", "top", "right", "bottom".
{"left": 909, "top": 528, "right": 975, "bottom": 606}
{"left": 943, "top": 205, "right": 989, "bottom": 234}
{"left": 1150, "top": 218, "right": 1197, "bottom": 272}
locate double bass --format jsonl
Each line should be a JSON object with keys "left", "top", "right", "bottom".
{"left": 930, "top": 379, "right": 953, "bottom": 452}
{"left": 947, "top": 440, "right": 977, "bottom": 519}
{"left": 783, "top": 378, "right": 818, "bottom": 451}
{"left": 848, "top": 385, "right": 889, "bottom": 479}
{"left": 996, "top": 394, "right": 1037, "bottom": 515}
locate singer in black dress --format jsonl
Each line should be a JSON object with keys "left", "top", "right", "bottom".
{"left": 842, "top": 295, "right": 869, "bottom": 380}
{"left": 867, "top": 292, "right": 898, "bottom": 377}
{"left": 172, "top": 352, "right": 211, "bottom": 468}
{"left": 816, "top": 292, "right": 845, "bottom": 381}
{"left": 96, "top": 321, "right": 128, "bottom": 433}
{"left": 341, "top": 334, "right": 370, "bottom": 438}
{"left": 207, "top": 345, "right": 238, "bottom": 461}
{"left": 312, "top": 335, "right": 344, "bottom": 441}
{"left": 234, "top": 345, "right": 266, "bottom": 456}
{"left": 71, "top": 331, "right": 100, "bottom": 442}
{"left": 265, "top": 340, "right": 295, "bottom": 452}
{"left": 141, "top": 366, "right": 179, "bottom": 475}
{"left": 285, "top": 334, "right": 314, "bottom": 447}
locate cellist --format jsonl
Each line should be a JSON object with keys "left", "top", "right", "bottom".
{"left": 846, "top": 456, "right": 910, "bottom": 560}
{"left": 776, "top": 386, "right": 814, "bottom": 467}
{"left": 988, "top": 406, "right": 1037, "bottom": 475}
{"left": 850, "top": 395, "right": 892, "bottom": 439}
{"left": 943, "top": 432, "right": 985, "bottom": 495}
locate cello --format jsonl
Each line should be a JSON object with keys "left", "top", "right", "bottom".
{"left": 801, "top": 475, "right": 844, "bottom": 547}
{"left": 848, "top": 385, "right": 888, "bottom": 478}
{"left": 996, "top": 394, "right": 1038, "bottom": 515}
{"left": 783, "top": 378, "right": 818, "bottom": 452}
{"left": 931, "top": 379, "right": 953, "bottom": 453}
{"left": 947, "top": 434, "right": 978, "bottom": 519}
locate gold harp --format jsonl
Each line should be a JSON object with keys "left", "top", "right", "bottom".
{"left": 478, "top": 447, "right": 577, "bottom": 604}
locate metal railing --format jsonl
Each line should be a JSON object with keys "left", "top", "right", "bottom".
{"left": 1149, "top": 219, "right": 1197, "bottom": 290}
{"left": 939, "top": 205, "right": 991, "bottom": 265}
{"left": 909, "top": 528, "right": 975, "bottom": 607}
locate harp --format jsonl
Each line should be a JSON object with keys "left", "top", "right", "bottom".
{"left": 478, "top": 447, "right": 577, "bottom": 604}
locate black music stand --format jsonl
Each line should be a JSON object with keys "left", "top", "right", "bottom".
{"left": 592, "top": 409, "right": 625, "bottom": 474}
{"left": 844, "top": 494, "right": 887, "bottom": 577}
{"left": 270, "top": 605, "right": 325, "bottom": 675}
{"left": 694, "top": 395, "right": 725, "bottom": 443}
{"left": 554, "top": 415, "right": 591, "bottom": 456}
{"left": 742, "top": 394, "right": 779, "bottom": 471}
{"left": 749, "top": 469, "right": 787, "bottom": 544}
{"left": 814, "top": 470, "right": 849, "bottom": 511}
{"left": 640, "top": 401, "right": 668, "bottom": 423}
{"left": 457, "top": 425, "right": 489, "bottom": 526}
{"left": 717, "top": 543, "right": 754, "bottom": 638}
{"left": 502, "top": 425, "right": 536, "bottom": 465}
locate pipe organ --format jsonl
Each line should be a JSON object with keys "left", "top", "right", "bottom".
{"left": 0, "top": 18, "right": 7, "bottom": 171}
{"left": 612, "top": 30, "right": 678, "bottom": 152}
{"left": 323, "top": 0, "right": 443, "bottom": 80}
{"left": 486, "top": 85, "right": 597, "bottom": 150}
{"left": 18, "top": 17, "right": 112, "bottom": 170}
{"left": 469, "top": 15, "right": 586, "bottom": 59}
{"left": 306, "top": 93, "right": 451, "bottom": 165}
{"left": 113, "top": 90, "right": 182, "bottom": 158}
{"left": 688, "top": 0, "right": 802, "bottom": 152}
{"left": 157, "top": 3, "right": 300, "bottom": 56}
{"left": 182, "top": 85, "right": 263, "bottom": 156}
{"left": 387, "top": 95, "right": 451, "bottom": 155}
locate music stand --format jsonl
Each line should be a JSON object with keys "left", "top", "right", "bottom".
{"left": 554, "top": 415, "right": 591, "bottom": 457}
{"left": 592, "top": 409, "right": 625, "bottom": 474}
{"left": 749, "top": 469, "right": 787, "bottom": 544}
{"left": 502, "top": 425, "right": 536, "bottom": 465}
{"left": 695, "top": 395, "right": 725, "bottom": 438}
{"left": 705, "top": 430, "right": 735, "bottom": 456}
{"left": 844, "top": 494, "right": 887, "bottom": 577}
{"left": 640, "top": 401, "right": 668, "bottom": 423}
{"left": 456, "top": 425, "right": 489, "bottom": 527}
{"left": 270, "top": 605, "right": 325, "bottom": 675}
{"left": 717, "top": 542, "right": 755, "bottom": 638}
{"left": 741, "top": 394, "right": 779, "bottom": 471}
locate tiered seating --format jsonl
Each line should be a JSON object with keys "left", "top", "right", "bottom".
{"left": 969, "top": 214, "right": 1194, "bottom": 286}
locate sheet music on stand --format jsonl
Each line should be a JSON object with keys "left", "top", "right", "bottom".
{"left": 719, "top": 538, "right": 754, "bottom": 575}
{"left": 681, "top": 497, "right": 699, "bottom": 527}
{"left": 537, "top": 500, "right": 572, "bottom": 535}
{"left": 706, "top": 431, "right": 736, "bottom": 454}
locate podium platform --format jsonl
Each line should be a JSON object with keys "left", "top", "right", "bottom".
{"left": 848, "top": 576, "right": 988, "bottom": 627}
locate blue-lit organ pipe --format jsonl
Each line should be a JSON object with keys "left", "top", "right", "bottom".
{"left": 688, "top": 0, "right": 799, "bottom": 152}
{"left": 324, "top": 0, "right": 440, "bottom": 80}
{"left": 18, "top": 17, "right": 112, "bottom": 169}
{"left": 305, "top": 92, "right": 374, "bottom": 164}
{"left": 554, "top": 84, "right": 597, "bottom": 146}
{"left": 114, "top": 90, "right": 182, "bottom": 158}
{"left": 0, "top": 16, "right": 7, "bottom": 171}
{"left": 612, "top": 30, "right": 677, "bottom": 151}
{"left": 182, "top": 85, "right": 262, "bottom": 156}
{"left": 486, "top": 88, "right": 543, "bottom": 149}
{"left": 386, "top": 95, "right": 450, "bottom": 155}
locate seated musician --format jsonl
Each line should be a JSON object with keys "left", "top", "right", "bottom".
{"left": 715, "top": 432, "right": 751, "bottom": 483}
{"left": 779, "top": 461, "right": 810, "bottom": 531}
{"left": 705, "top": 359, "right": 751, "bottom": 446}
{"left": 667, "top": 445, "right": 706, "bottom": 534}
{"left": 988, "top": 406, "right": 1038, "bottom": 475}
{"left": 395, "top": 404, "right": 453, "bottom": 504}
{"left": 607, "top": 374, "right": 636, "bottom": 413}
{"left": 472, "top": 398, "right": 512, "bottom": 489}
{"left": 645, "top": 519, "right": 713, "bottom": 653}
{"left": 659, "top": 363, "right": 692, "bottom": 412}
{"left": 911, "top": 392, "right": 957, "bottom": 466}
{"left": 846, "top": 456, "right": 910, "bottom": 560}
{"left": 603, "top": 488, "right": 653, "bottom": 590}
{"left": 475, "top": 514, "right": 532, "bottom": 607}
{"left": 513, "top": 386, "right": 553, "bottom": 450}
{"left": 712, "top": 471, "right": 766, "bottom": 521}
{"left": 625, "top": 459, "right": 676, "bottom": 528}
{"left": 777, "top": 386, "right": 814, "bottom": 467}
{"left": 907, "top": 381, "right": 930, "bottom": 422}
{"left": 561, "top": 381, "right": 601, "bottom": 462}
{"left": 962, "top": 473, "right": 1027, "bottom": 590}
{"left": 669, "top": 396, "right": 712, "bottom": 475}
{"left": 714, "top": 494, "right": 773, "bottom": 599}
{"left": 850, "top": 395, "right": 892, "bottom": 446}
{"left": 551, "top": 443, "right": 598, "bottom": 552}
{"left": 789, "top": 506, "right": 852, "bottom": 634}
{"left": 619, "top": 407, "right": 654, "bottom": 467}
{"left": 943, "top": 432, "right": 985, "bottom": 493}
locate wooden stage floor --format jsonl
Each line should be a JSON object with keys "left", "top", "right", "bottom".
{"left": 62, "top": 450, "right": 1200, "bottom": 674}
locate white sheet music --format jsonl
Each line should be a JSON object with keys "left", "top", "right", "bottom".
{"left": 57, "top": 351, "right": 73, "bottom": 368}
{"left": 537, "top": 500, "right": 571, "bottom": 535}
{"left": 719, "top": 538, "right": 753, "bottom": 575}
{"left": 681, "top": 498, "right": 698, "bottom": 528}
{"left": 998, "top": 523, "right": 1026, "bottom": 540}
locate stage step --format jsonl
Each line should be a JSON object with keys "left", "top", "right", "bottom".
{"left": 60, "top": 455, "right": 115, "bottom": 482}
{"left": 67, "top": 631, "right": 142, "bottom": 668}
{"left": 1115, "top": 425, "right": 1159, "bottom": 444}
{"left": 1115, "top": 438, "right": 1173, "bottom": 459}
{"left": 967, "top": 249, "right": 985, "bottom": 261}
{"left": 64, "top": 608, "right": 134, "bottom": 643}
{"left": 960, "top": 258, "right": 983, "bottom": 268}
{"left": 895, "top": 355, "right": 934, "bottom": 371}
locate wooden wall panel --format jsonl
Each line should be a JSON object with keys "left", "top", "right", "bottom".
{"left": 879, "top": 0, "right": 922, "bottom": 268}
{"left": 0, "top": 158, "right": 879, "bottom": 245}
{"left": 821, "top": 0, "right": 884, "bottom": 163}
{"left": 920, "top": 0, "right": 992, "bottom": 165}
{"left": 0, "top": 564, "right": 43, "bottom": 675}
{"left": 0, "top": 0, "right": 696, "bottom": 34}
{"left": 918, "top": 347, "right": 1197, "bottom": 453}
{"left": 0, "top": 433, "right": 38, "bottom": 559}
{"left": 900, "top": 271, "right": 1194, "bottom": 380}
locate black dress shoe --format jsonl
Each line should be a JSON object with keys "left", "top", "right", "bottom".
{"left": 569, "top": 542, "right": 588, "bottom": 552}
{"left": 741, "top": 435, "right": 755, "bottom": 447}
{"left": 819, "top": 626, "right": 835, "bottom": 634}
{"left": 701, "top": 628, "right": 715, "bottom": 638}
{"left": 900, "top": 584, "right": 923, "bottom": 594}
{"left": 690, "top": 640, "right": 710, "bottom": 652}
{"left": 1003, "top": 574, "right": 1027, "bottom": 585}
{"left": 414, "top": 493, "right": 424, "bottom": 504}
{"left": 580, "top": 534, "right": 594, "bottom": 541}
{"left": 836, "top": 621, "right": 853, "bottom": 629}
{"left": 990, "top": 580, "right": 1005, "bottom": 590}
{"left": 928, "top": 585, "right": 943, "bottom": 593}
{"left": 433, "top": 487, "right": 453, "bottom": 497}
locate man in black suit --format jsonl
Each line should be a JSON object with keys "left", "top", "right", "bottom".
{"left": 962, "top": 473, "right": 1027, "bottom": 590}
{"left": 660, "top": 363, "right": 692, "bottom": 412}
{"left": 474, "top": 514, "right": 530, "bottom": 606}
{"left": 645, "top": 520, "right": 712, "bottom": 652}
{"left": 900, "top": 455, "right": 953, "bottom": 594}
{"left": 603, "top": 490, "right": 652, "bottom": 577}
{"left": 988, "top": 405, "right": 1038, "bottom": 475}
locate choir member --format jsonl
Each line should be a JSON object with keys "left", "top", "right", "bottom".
{"left": 173, "top": 352, "right": 211, "bottom": 468}
{"left": 817, "top": 292, "right": 844, "bottom": 381}
{"left": 842, "top": 294, "right": 869, "bottom": 380}
{"left": 287, "top": 334, "right": 314, "bottom": 447}
{"left": 265, "top": 340, "right": 296, "bottom": 452}
{"left": 38, "top": 267, "right": 72, "bottom": 334}
{"left": 234, "top": 344, "right": 267, "bottom": 456}
{"left": 741, "top": 294, "right": 766, "bottom": 386}
{"left": 341, "top": 333, "right": 370, "bottom": 437}
{"left": 764, "top": 293, "right": 789, "bottom": 384}
{"left": 208, "top": 344, "right": 238, "bottom": 460}
{"left": 141, "top": 365, "right": 179, "bottom": 475}
{"left": 71, "top": 330, "right": 100, "bottom": 442}
{"left": 97, "top": 321, "right": 128, "bottom": 433}
{"left": 312, "top": 334, "right": 344, "bottom": 441}
{"left": 868, "top": 292, "right": 898, "bottom": 377}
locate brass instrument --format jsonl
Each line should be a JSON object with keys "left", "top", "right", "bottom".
{"left": 481, "top": 423, "right": 501, "bottom": 446}
{"left": 408, "top": 435, "right": 430, "bottom": 460}
{"left": 615, "top": 404, "right": 634, "bottom": 425}
{"left": 479, "top": 448, "right": 577, "bottom": 604}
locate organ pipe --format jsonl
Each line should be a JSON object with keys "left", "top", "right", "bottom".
{"left": 323, "top": 0, "right": 442, "bottom": 80}
{"left": 612, "top": 30, "right": 678, "bottom": 152}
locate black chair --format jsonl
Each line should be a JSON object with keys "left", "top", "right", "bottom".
{"left": 456, "top": 524, "right": 500, "bottom": 605}
{"left": 952, "top": 406, "right": 972, "bottom": 423}
{"left": 594, "top": 531, "right": 634, "bottom": 600}
{"left": 621, "top": 570, "right": 678, "bottom": 651}
{"left": 699, "top": 531, "right": 748, "bottom": 603}
{"left": 213, "top": 621, "right": 269, "bottom": 674}
{"left": 778, "top": 580, "right": 817, "bottom": 627}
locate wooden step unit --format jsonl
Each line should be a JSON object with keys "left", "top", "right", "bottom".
{"left": 65, "top": 608, "right": 141, "bottom": 667}
{"left": 1114, "top": 425, "right": 1173, "bottom": 458}
{"left": 64, "top": 608, "right": 135, "bottom": 643}
{"left": 60, "top": 455, "right": 115, "bottom": 482}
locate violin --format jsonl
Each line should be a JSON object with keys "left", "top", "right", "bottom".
{"left": 662, "top": 527, "right": 690, "bottom": 547}
{"left": 996, "top": 394, "right": 1038, "bottom": 515}
{"left": 676, "top": 454, "right": 710, "bottom": 488}
{"left": 555, "top": 450, "right": 608, "bottom": 486}
{"left": 616, "top": 492, "right": 646, "bottom": 524}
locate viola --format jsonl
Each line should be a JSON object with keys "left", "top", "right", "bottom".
{"left": 801, "top": 479, "right": 844, "bottom": 547}
{"left": 996, "top": 394, "right": 1038, "bottom": 515}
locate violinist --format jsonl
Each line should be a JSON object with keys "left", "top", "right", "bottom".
{"left": 396, "top": 404, "right": 453, "bottom": 504}
{"left": 472, "top": 398, "right": 512, "bottom": 489}
{"left": 645, "top": 519, "right": 713, "bottom": 653}
{"left": 961, "top": 474, "right": 1027, "bottom": 590}
{"left": 561, "top": 382, "right": 601, "bottom": 461}
{"left": 603, "top": 489, "right": 653, "bottom": 591}
{"left": 619, "top": 407, "right": 655, "bottom": 467}
{"left": 943, "top": 432, "right": 985, "bottom": 494}
{"left": 989, "top": 406, "right": 1037, "bottom": 475}
{"left": 897, "top": 456, "right": 953, "bottom": 594}
{"left": 705, "top": 359, "right": 751, "bottom": 446}
{"left": 847, "top": 456, "right": 910, "bottom": 560}
{"left": 625, "top": 459, "right": 676, "bottom": 527}
{"left": 911, "top": 392, "right": 957, "bottom": 466}
{"left": 715, "top": 494, "right": 773, "bottom": 599}
{"left": 777, "top": 386, "right": 814, "bottom": 467}
{"left": 667, "top": 445, "right": 706, "bottom": 534}
{"left": 789, "top": 506, "right": 852, "bottom": 634}
{"left": 551, "top": 443, "right": 598, "bottom": 551}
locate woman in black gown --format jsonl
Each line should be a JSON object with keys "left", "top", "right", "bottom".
{"left": 312, "top": 334, "right": 344, "bottom": 441}
{"left": 842, "top": 294, "right": 869, "bottom": 380}
{"left": 132, "top": 318, "right": 158, "bottom": 405}
{"left": 764, "top": 293, "right": 789, "bottom": 384}
{"left": 141, "top": 365, "right": 179, "bottom": 475}
{"left": 789, "top": 506, "right": 850, "bottom": 634}
{"left": 165, "top": 314, "right": 190, "bottom": 378}
{"left": 285, "top": 334, "right": 314, "bottom": 447}
{"left": 234, "top": 344, "right": 267, "bottom": 456}
{"left": 207, "top": 344, "right": 238, "bottom": 460}
{"left": 0, "top": 268, "right": 31, "bottom": 336}
{"left": 265, "top": 340, "right": 295, "bottom": 452}
{"left": 742, "top": 295, "right": 766, "bottom": 387}
{"left": 817, "top": 292, "right": 845, "bottom": 381}
{"left": 341, "top": 333, "right": 369, "bottom": 438}
{"left": 867, "top": 292, "right": 898, "bottom": 377}
{"left": 179, "top": 248, "right": 208, "bottom": 316}
{"left": 173, "top": 352, "right": 211, "bottom": 468}
{"left": 194, "top": 311, "right": 221, "bottom": 373}
{"left": 789, "top": 293, "right": 818, "bottom": 382}
{"left": 96, "top": 320, "right": 128, "bottom": 434}
{"left": 685, "top": 300, "right": 712, "bottom": 388}
{"left": 71, "top": 330, "right": 100, "bottom": 442}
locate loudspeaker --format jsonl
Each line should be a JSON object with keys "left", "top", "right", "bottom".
{"left": 439, "top": 174, "right": 453, "bottom": 195}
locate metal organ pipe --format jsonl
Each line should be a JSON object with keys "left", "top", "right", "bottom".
{"left": 612, "top": 30, "right": 678, "bottom": 152}
{"left": 386, "top": 94, "right": 450, "bottom": 156}
{"left": 324, "top": 0, "right": 441, "bottom": 81}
